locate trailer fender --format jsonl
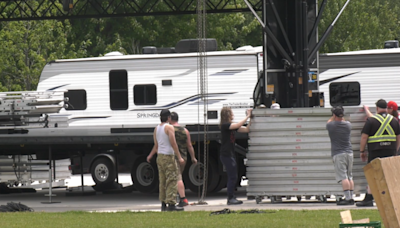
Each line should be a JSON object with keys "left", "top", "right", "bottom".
{"left": 90, "top": 154, "right": 116, "bottom": 168}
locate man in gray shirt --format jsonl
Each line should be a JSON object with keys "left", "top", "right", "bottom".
{"left": 326, "top": 106, "right": 354, "bottom": 205}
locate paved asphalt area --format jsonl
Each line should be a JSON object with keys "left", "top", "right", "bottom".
{"left": 0, "top": 175, "right": 377, "bottom": 212}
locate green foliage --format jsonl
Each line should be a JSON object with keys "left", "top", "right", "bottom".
{"left": 0, "top": 1, "right": 90, "bottom": 91}
{"left": 0, "top": 19, "right": 89, "bottom": 91}
{"left": 207, "top": 13, "right": 262, "bottom": 50}
{"left": 66, "top": 11, "right": 261, "bottom": 56}
{"left": 319, "top": 0, "right": 400, "bottom": 53}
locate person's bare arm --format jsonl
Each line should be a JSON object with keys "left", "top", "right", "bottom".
{"left": 166, "top": 125, "right": 184, "bottom": 164}
{"left": 360, "top": 133, "right": 368, "bottom": 152}
{"left": 147, "top": 128, "right": 158, "bottom": 163}
{"left": 364, "top": 105, "right": 373, "bottom": 118}
{"left": 360, "top": 133, "right": 369, "bottom": 162}
{"left": 327, "top": 114, "right": 335, "bottom": 123}
{"left": 230, "top": 109, "right": 252, "bottom": 130}
{"left": 238, "top": 117, "right": 251, "bottom": 133}
{"left": 185, "top": 128, "right": 197, "bottom": 164}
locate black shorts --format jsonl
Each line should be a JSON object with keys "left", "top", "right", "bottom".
{"left": 368, "top": 149, "right": 396, "bottom": 163}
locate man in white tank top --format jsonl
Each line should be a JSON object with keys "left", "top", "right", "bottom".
{"left": 147, "top": 109, "right": 185, "bottom": 211}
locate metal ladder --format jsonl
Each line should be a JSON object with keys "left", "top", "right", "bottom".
{"left": 0, "top": 90, "right": 67, "bottom": 129}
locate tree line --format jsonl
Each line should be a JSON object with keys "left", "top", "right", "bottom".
{"left": 0, "top": 0, "right": 398, "bottom": 91}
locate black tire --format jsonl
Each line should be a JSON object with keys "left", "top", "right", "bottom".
{"left": 211, "top": 173, "right": 227, "bottom": 193}
{"left": 318, "top": 195, "right": 327, "bottom": 203}
{"left": 91, "top": 157, "right": 116, "bottom": 186}
{"left": 183, "top": 157, "right": 219, "bottom": 193}
{"left": 255, "top": 196, "right": 263, "bottom": 204}
{"left": 131, "top": 157, "right": 159, "bottom": 193}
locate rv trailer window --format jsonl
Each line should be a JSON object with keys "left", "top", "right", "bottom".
{"left": 64, "top": 90, "right": 87, "bottom": 110}
{"left": 109, "top": 70, "right": 128, "bottom": 110}
{"left": 134, "top": 85, "right": 157, "bottom": 105}
{"left": 329, "top": 82, "right": 360, "bottom": 106}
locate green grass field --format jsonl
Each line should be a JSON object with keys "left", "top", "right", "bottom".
{"left": 0, "top": 209, "right": 383, "bottom": 228}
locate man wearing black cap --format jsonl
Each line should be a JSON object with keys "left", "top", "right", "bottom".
{"left": 327, "top": 106, "right": 354, "bottom": 205}
{"left": 357, "top": 99, "right": 400, "bottom": 207}
{"left": 147, "top": 109, "right": 185, "bottom": 211}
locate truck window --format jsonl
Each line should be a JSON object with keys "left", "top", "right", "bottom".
{"left": 329, "top": 82, "right": 360, "bottom": 106}
{"left": 109, "top": 70, "right": 128, "bottom": 110}
{"left": 64, "top": 90, "right": 87, "bottom": 110}
{"left": 134, "top": 84, "right": 157, "bottom": 105}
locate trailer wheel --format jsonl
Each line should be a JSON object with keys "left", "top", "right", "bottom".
{"left": 183, "top": 157, "right": 219, "bottom": 193}
{"left": 255, "top": 196, "right": 263, "bottom": 204}
{"left": 270, "top": 196, "right": 276, "bottom": 204}
{"left": 210, "top": 173, "right": 227, "bottom": 193}
{"left": 318, "top": 195, "right": 327, "bottom": 203}
{"left": 91, "top": 157, "right": 116, "bottom": 186}
{"left": 131, "top": 157, "right": 159, "bottom": 193}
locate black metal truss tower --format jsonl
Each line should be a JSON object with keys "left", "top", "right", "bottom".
{"left": 247, "top": 0, "right": 349, "bottom": 108}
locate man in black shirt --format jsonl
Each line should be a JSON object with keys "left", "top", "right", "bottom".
{"left": 357, "top": 99, "right": 400, "bottom": 207}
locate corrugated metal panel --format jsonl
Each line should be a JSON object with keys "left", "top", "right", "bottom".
{"left": 319, "top": 51, "right": 400, "bottom": 73}
{"left": 319, "top": 66, "right": 400, "bottom": 108}
{"left": 319, "top": 51, "right": 400, "bottom": 108}
{"left": 0, "top": 156, "right": 71, "bottom": 185}
{"left": 247, "top": 107, "right": 369, "bottom": 201}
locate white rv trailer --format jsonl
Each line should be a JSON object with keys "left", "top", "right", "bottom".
{"left": 319, "top": 48, "right": 400, "bottom": 108}
{"left": 0, "top": 45, "right": 263, "bottom": 193}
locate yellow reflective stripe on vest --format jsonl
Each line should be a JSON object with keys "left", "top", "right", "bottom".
{"left": 373, "top": 114, "right": 384, "bottom": 122}
{"left": 375, "top": 115, "right": 395, "bottom": 136}
{"left": 368, "top": 114, "right": 396, "bottom": 143}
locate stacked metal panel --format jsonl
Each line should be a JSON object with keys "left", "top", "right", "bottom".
{"left": 0, "top": 91, "right": 67, "bottom": 128}
{"left": 0, "top": 155, "right": 71, "bottom": 188}
{"left": 247, "top": 107, "right": 368, "bottom": 201}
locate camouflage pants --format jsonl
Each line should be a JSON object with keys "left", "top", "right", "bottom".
{"left": 157, "top": 154, "right": 178, "bottom": 205}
